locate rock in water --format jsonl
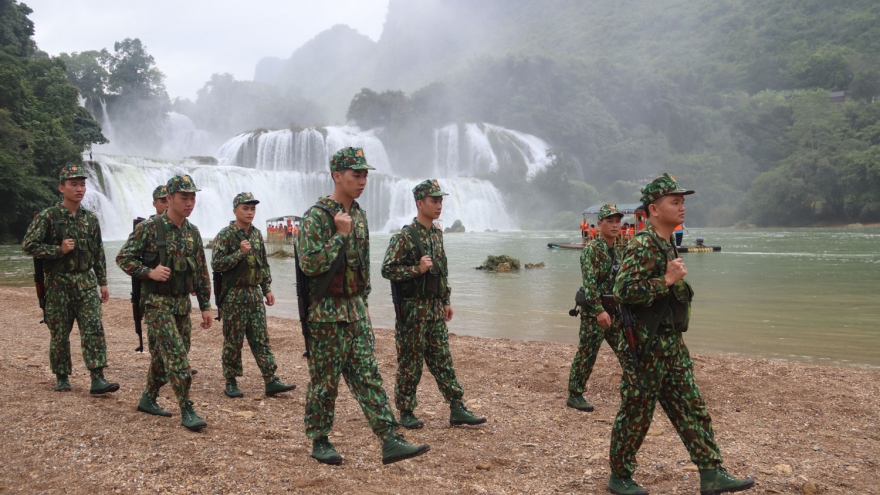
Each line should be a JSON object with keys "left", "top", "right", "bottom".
{"left": 495, "top": 262, "right": 511, "bottom": 272}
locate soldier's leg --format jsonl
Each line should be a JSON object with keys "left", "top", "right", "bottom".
{"left": 342, "top": 318, "right": 397, "bottom": 440}
{"left": 423, "top": 318, "right": 464, "bottom": 404}
{"left": 143, "top": 306, "right": 170, "bottom": 399}
{"left": 608, "top": 350, "right": 665, "bottom": 478}
{"left": 73, "top": 288, "right": 109, "bottom": 374}
{"left": 304, "top": 321, "right": 345, "bottom": 440}
{"left": 45, "top": 287, "right": 75, "bottom": 376}
{"left": 568, "top": 315, "right": 605, "bottom": 396}
{"left": 144, "top": 307, "right": 191, "bottom": 410}
{"left": 394, "top": 317, "right": 426, "bottom": 411}
{"left": 604, "top": 320, "right": 628, "bottom": 369}
{"left": 179, "top": 314, "right": 192, "bottom": 353}
{"left": 657, "top": 342, "right": 723, "bottom": 468}
{"left": 241, "top": 303, "right": 278, "bottom": 382}
{"left": 221, "top": 302, "right": 246, "bottom": 380}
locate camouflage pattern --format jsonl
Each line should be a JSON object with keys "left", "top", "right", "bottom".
{"left": 297, "top": 195, "right": 396, "bottom": 441}
{"left": 22, "top": 203, "right": 109, "bottom": 375}
{"left": 165, "top": 174, "right": 201, "bottom": 194}
{"left": 568, "top": 238, "right": 626, "bottom": 396}
{"left": 412, "top": 179, "right": 448, "bottom": 200}
{"left": 232, "top": 192, "right": 259, "bottom": 207}
{"left": 211, "top": 223, "right": 277, "bottom": 382}
{"left": 58, "top": 162, "right": 88, "bottom": 181}
{"left": 152, "top": 185, "right": 167, "bottom": 200}
{"left": 609, "top": 221, "right": 722, "bottom": 478}
{"left": 639, "top": 173, "right": 694, "bottom": 205}
{"left": 295, "top": 197, "right": 370, "bottom": 322}
{"left": 143, "top": 308, "right": 192, "bottom": 409}
{"left": 329, "top": 147, "right": 375, "bottom": 173}
{"left": 598, "top": 204, "right": 623, "bottom": 221}
{"left": 382, "top": 219, "right": 463, "bottom": 411}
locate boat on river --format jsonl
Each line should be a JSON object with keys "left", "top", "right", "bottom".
{"left": 266, "top": 215, "right": 300, "bottom": 256}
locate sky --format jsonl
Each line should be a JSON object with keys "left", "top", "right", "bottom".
{"left": 25, "top": 0, "right": 390, "bottom": 100}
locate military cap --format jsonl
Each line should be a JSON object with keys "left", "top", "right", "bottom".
{"left": 598, "top": 204, "right": 623, "bottom": 220}
{"left": 165, "top": 174, "right": 200, "bottom": 194}
{"left": 233, "top": 191, "right": 260, "bottom": 208}
{"left": 412, "top": 179, "right": 448, "bottom": 200}
{"left": 640, "top": 173, "right": 694, "bottom": 205}
{"left": 152, "top": 185, "right": 167, "bottom": 200}
{"left": 330, "top": 147, "right": 375, "bottom": 173}
{"left": 59, "top": 163, "right": 87, "bottom": 181}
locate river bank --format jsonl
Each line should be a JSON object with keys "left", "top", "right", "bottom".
{"left": 0, "top": 287, "right": 876, "bottom": 494}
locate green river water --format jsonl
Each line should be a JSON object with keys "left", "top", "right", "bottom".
{"left": 2, "top": 228, "right": 878, "bottom": 369}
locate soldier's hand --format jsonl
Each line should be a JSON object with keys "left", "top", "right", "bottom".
{"left": 664, "top": 257, "right": 687, "bottom": 287}
{"left": 200, "top": 311, "right": 212, "bottom": 329}
{"left": 61, "top": 238, "right": 75, "bottom": 254}
{"left": 99, "top": 286, "right": 110, "bottom": 303}
{"left": 148, "top": 264, "right": 171, "bottom": 282}
{"left": 334, "top": 211, "right": 353, "bottom": 236}
{"left": 444, "top": 305, "right": 454, "bottom": 322}
{"left": 240, "top": 240, "right": 252, "bottom": 254}
{"left": 265, "top": 292, "right": 275, "bottom": 306}
{"left": 419, "top": 255, "right": 433, "bottom": 274}
{"left": 597, "top": 311, "right": 612, "bottom": 328}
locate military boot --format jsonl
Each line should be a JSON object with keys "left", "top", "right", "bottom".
{"left": 381, "top": 434, "right": 430, "bottom": 465}
{"left": 566, "top": 394, "right": 595, "bottom": 412}
{"left": 265, "top": 377, "right": 296, "bottom": 396}
{"left": 89, "top": 370, "right": 120, "bottom": 395}
{"left": 399, "top": 410, "right": 424, "bottom": 429}
{"left": 224, "top": 379, "right": 244, "bottom": 398}
{"left": 608, "top": 473, "right": 649, "bottom": 495}
{"left": 699, "top": 467, "right": 755, "bottom": 495}
{"left": 55, "top": 374, "right": 71, "bottom": 392}
{"left": 450, "top": 402, "right": 487, "bottom": 425}
{"left": 311, "top": 436, "right": 343, "bottom": 465}
{"left": 136, "top": 392, "right": 172, "bottom": 417}
{"left": 180, "top": 402, "right": 207, "bottom": 431}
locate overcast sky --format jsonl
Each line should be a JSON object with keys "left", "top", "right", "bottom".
{"left": 25, "top": 0, "right": 390, "bottom": 100}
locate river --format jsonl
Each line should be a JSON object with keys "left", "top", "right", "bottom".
{"left": 3, "top": 227, "right": 878, "bottom": 369}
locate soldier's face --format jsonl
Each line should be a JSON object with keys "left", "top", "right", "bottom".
{"left": 417, "top": 196, "right": 443, "bottom": 220}
{"left": 153, "top": 197, "right": 168, "bottom": 215}
{"left": 234, "top": 203, "right": 256, "bottom": 225}
{"left": 599, "top": 215, "right": 622, "bottom": 238}
{"left": 650, "top": 194, "right": 686, "bottom": 225}
{"left": 58, "top": 179, "right": 86, "bottom": 202}
{"left": 334, "top": 169, "right": 368, "bottom": 199}
{"left": 168, "top": 192, "right": 196, "bottom": 217}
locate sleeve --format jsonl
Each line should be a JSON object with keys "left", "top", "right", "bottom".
{"left": 259, "top": 230, "right": 272, "bottom": 295}
{"left": 295, "top": 209, "right": 347, "bottom": 277}
{"left": 381, "top": 231, "right": 421, "bottom": 282}
{"left": 115, "top": 222, "right": 151, "bottom": 279}
{"left": 210, "top": 228, "right": 246, "bottom": 272}
{"left": 92, "top": 218, "right": 108, "bottom": 286}
{"left": 21, "top": 211, "right": 63, "bottom": 259}
{"left": 363, "top": 213, "right": 371, "bottom": 299}
{"left": 581, "top": 243, "right": 606, "bottom": 317}
{"left": 440, "top": 234, "right": 451, "bottom": 306}
{"left": 192, "top": 229, "right": 212, "bottom": 312}
{"left": 613, "top": 236, "right": 669, "bottom": 306}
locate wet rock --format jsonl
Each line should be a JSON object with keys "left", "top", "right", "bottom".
{"left": 495, "top": 263, "right": 511, "bottom": 272}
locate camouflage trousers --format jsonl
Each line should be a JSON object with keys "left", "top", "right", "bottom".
{"left": 304, "top": 317, "right": 396, "bottom": 441}
{"left": 44, "top": 286, "right": 108, "bottom": 375}
{"left": 143, "top": 307, "right": 192, "bottom": 410}
{"left": 609, "top": 337, "right": 723, "bottom": 477}
{"left": 394, "top": 317, "right": 464, "bottom": 411}
{"left": 568, "top": 314, "right": 624, "bottom": 396}
{"left": 221, "top": 301, "right": 277, "bottom": 382}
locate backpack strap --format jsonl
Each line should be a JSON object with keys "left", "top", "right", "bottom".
{"left": 401, "top": 225, "right": 425, "bottom": 260}
{"left": 306, "top": 202, "right": 348, "bottom": 300}
{"left": 150, "top": 214, "right": 167, "bottom": 267}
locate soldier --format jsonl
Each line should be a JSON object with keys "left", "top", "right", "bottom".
{"left": 295, "top": 147, "right": 429, "bottom": 465}
{"left": 567, "top": 204, "right": 625, "bottom": 412}
{"left": 211, "top": 192, "right": 296, "bottom": 398}
{"left": 608, "top": 174, "right": 753, "bottom": 495}
{"left": 116, "top": 174, "right": 212, "bottom": 431}
{"left": 152, "top": 185, "right": 168, "bottom": 215}
{"left": 381, "top": 179, "right": 486, "bottom": 429}
{"left": 22, "top": 163, "right": 119, "bottom": 394}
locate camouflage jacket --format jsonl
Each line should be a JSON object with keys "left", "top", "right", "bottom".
{"left": 613, "top": 221, "right": 681, "bottom": 355}
{"left": 581, "top": 237, "right": 624, "bottom": 318}
{"left": 116, "top": 212, "right": 211, "bottom": 314}
{"left": 295, "top": 197, "right": 371, "bottom": 323}
{"left": 381, "top": 218, "right": 451, "bottom": 321}
{"left": 22, "top": 203, "right": 107, "bottom": 292}
{"left": 211, "top": 222, "right": 271, "bottom": 305}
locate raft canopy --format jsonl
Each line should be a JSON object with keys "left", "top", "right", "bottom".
{"left": 583, "top": 203, "right": 643, "bottom": 215}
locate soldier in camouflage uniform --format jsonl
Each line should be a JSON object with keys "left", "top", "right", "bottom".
{"left": 211, "top": 192, "right": 296, "bottom": 398}
{"left": 22, "top": 163, "right": 119, "bottom": 395}
{"left": 608, "top": 174, "right": 753, "bottom": 495}
{"left": 381, "top": 179, "right": 486, "bottom": 429}
{"left": 295, "top": 147, "right": 429, "bottom": 465}
{"left": 116, "top": 174, "right": 213, "bottom": 431}
{"left": 567, "top": 204, "right": 626, "bottom": 412}
{"left": 152, "top": 185, "right": 168, "bottom": 215}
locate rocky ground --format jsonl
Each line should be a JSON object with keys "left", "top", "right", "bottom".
{"left": 0, "top": 286, "right": 876, "bottom": 494}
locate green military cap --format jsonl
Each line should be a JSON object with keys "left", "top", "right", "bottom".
{"left": 640, "top": 173, "right": 694, "bottom": 205}
{"left": 165, "top": 174, "right": 201, "bottom": 194}
{"left": 598, "top": 204, "right": 623, "bottom": 220}
{"left": 152, "top": 185, "right": 167, "bottom": 200}
{"left": 412, "top": 179, "right": 448, "bottom": 200}
{"left": 233, "top": 191, "right": 260, "bottom": 207}
{"left": 59, "top": 162, "right": 87, "bottom": 181}
{"left": 329, "top": 147, "right": 375, "bottom": 173}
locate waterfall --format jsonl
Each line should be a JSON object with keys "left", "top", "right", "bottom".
{"left": 159, "top": 112, "right": 219, "bottom": 158}
{"left": 97, "top": 99, "right": 116, "bottom": 151}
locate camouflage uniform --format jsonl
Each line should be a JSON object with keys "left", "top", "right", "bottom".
{"left": 116, "top": 175, "right": 211, "bottom": 411}
{"left": 568, "top": 205, "right": 626, "bottom": 398}
{"left": 296, "top": 149, "right": 398, "bottom": 441}
{"left": 211, "top": 193, "right": 278, "bottom": 383}
{"left": 22, "top": 164, "right": 110, "bottom": 379}
{"left": 381, "top": 205, "right": 464, "bottom": 412}
{"left": 152, "top": 185, "right": 167, "bottom": 200}
{"left": 610, "top": 175, "right": 722, "bottom": 478}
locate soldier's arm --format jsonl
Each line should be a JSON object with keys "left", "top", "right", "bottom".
{"left": 21, "top": 212, "right": 63, "bottom": 259}
{"left": 116, "top": 222, "right": 151, "bottom": 278}
{"left": 362, "top": 213, "right": 371, "bottom": 299}
{"left": 295, "top": 210, "right": 346, "bottom": 277}
{"left": 259, "top": 230, "right": 272, "bottom": 295}
{"left": 440, "top": 234, "right": 451, "bottom": 306}
{"left": 613, "top": 236, "right": 668, "bottom": 306}
{"left": 92, "top": 216, "right": 108, "bottom": 286}
{"left": 381, "top": 232, "right": 419, "bottom": 281}
{"left": 581, "top": 243, "right": 606, "bottom": 317}
{"left": 210, "top": 228, "right": 245, "bottom": 272}
{"left": 192, "top": 229, "right": 212, "bottom": 312}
